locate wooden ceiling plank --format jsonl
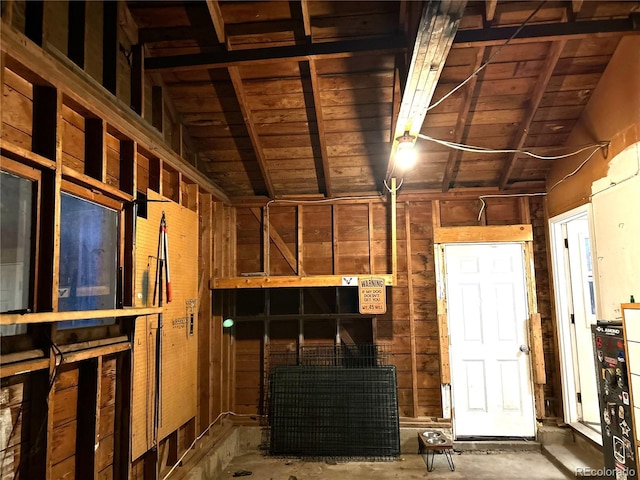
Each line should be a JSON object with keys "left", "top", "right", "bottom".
{"left": 228, "top": 66, "right": 276, "bottom": 198}
{"left": 386, "top": 1, "right": 467, "bottom": 182}
{"left": 205, "top": 0, "right": 226, "bottom": 44}
{"left": 485, "top": 0, "right": 498, "bottom": 22}
{"left": 440, "top": 46, "right": 486, "bottom": 192}
{"left": 300, "top": 0, "right": 312, "bottom": 37}
{"left": 499, "top": 40, "right": 567, "bottom": 190}
{"left": 145, "top": 35, "right": 406, "bottom": 72}
{"left": 308, "top": 59, "right": 332, "bottom": 197}
{"left": 454, "top": 17, "right": 639, "bottom": 47}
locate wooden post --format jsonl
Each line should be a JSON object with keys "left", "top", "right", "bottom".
{"left": 405, "top": 203, "right": 419, "bottom": 416}
{"left": 297, "top": 205, "right": 303, "bottom": 276}
{"left": 368, "top": 201, "right": 375, "bottom": 274}
{"left": 391, "top": 177, "right": 397, "bottom": 285}
{"left": 332, "top": 204, "right": 339, "bottom": 274}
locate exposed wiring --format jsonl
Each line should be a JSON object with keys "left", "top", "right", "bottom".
{"left": 162, "top": 411, "right": 257, "bottom": 480}
{"left": 427, "top": 1, "right": 547, "bottom": 112}
{"left": 418, "top": 133, "right": 609, "bottom": 160}
{"left": 547, "top": 145, "right": 608, "bottom": 193}
{"left": 477, "top": 193, "right": 547, "bottom": 221}
{"left": 475, "top": 143, "right": 608, "bottom": 220}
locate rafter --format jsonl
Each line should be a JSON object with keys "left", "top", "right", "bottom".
{"left": 228, "top": 67, "right": 275, "bottom": 198}
{"left": 386, "top": 0, "right": 466, "bottom": 183}
{"left": 300, "top": 0, "right": 312, "bottom": 37}
{"left": 308, "top": 59, "right": 332, "bottom": 197}
{"left": 145, "top": 34, "right": 406, "bottom": 72}
{"left": 499, "top": 40, "right": 566, "bottom": 190}
{"left": 485, "top": 0, "right": 498, "bottom": 22}
{"left": 205, "top": 0, "right": 226, "bottom": 44}
{"left": 441, "top": 46, "right": 485, "bottom": 192}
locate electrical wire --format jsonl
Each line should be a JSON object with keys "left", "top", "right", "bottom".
{"left": 547, "top": 145, "right": 606, "bottom": 193}
{"left": 162, "top": 411, "right": 257, "bottom": 480}
{"left": 427, "top": 1, "right": 547, "bottom": 112}
{"left": 477, "top": 192, "right": 547, "bottom": 221}
{"left": 418, "top": 133, "right": 609, "bottom": 161}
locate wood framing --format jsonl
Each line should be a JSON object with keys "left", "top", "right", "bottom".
{"left": 434, "top": 224, "right": 533, "bottom": 243}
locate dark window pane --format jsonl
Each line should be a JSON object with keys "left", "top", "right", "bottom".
{"left": 57, "top": 193, "right": 118, "bottom": 329}
{"left": 0, "top": 171, "right": 33, "bottom": 335}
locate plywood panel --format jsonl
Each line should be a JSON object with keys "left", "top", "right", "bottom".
{"left": 131, "top": 190, "right": 199, "bottom": 459}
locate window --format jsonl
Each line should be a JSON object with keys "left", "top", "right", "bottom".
{"left": 57, "top": 193, "right": 119, "bottom": 329}
{"left": 0, "top": 170, "right": 35, "bottom": 335}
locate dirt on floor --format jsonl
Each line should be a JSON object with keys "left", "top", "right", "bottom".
{"left": 218, "top": 451, "right": 570, "bottom": 479}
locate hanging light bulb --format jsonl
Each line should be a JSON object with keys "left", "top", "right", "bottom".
{"left": 395, "top": 131, "right": 417, "bottom": 170}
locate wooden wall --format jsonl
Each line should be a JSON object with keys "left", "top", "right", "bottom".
{"left": 230, "top": 196, "right": 560, "bottom": 421}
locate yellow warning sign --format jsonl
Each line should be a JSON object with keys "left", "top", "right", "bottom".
{"left": 358, "top": 276, "right": 387, "bottom": 314}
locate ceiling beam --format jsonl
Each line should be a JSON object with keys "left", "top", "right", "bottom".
{"left": 228, "top": 67, "right": 276, "bottom": 198}
{"left": 145, "top": 34, "right": 406, "bottom": 72}
{"left": 205, "top": 0, "right": 226, "bottom": 44}
{"left": 307, "top": 59, "right": 332, "bottom": 197}
{"left": 441, "top": 46, "right": 486, "bottom": 192}
{"left": 498, "top": 40, "right": 566, "bottom": 190}
{"left": 386, "top": 0, "right": 467, "bottom": 183}
{"left": 454, "top": 16, "right": 639, "bottom": 47}
{"left": 139, "top": 26, "right": 216, "bottom": 44}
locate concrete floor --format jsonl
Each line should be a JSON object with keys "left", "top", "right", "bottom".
{"left": 219, "top": 451, "right": 570, "bottom": 479}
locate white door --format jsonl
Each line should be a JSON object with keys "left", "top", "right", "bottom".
{"left": 445, "top": 243, "right": 536, "bottom": 438}
{"left": 565, "top": 217, "right": 600, "bottom": 430}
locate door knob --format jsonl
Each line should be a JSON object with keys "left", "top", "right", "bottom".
{"left": 519, "top": 345, "right": 530, "bottom": 354}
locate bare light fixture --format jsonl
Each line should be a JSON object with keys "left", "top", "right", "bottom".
{"left": 395, "top": 131, "right": 417, "bottom": 170}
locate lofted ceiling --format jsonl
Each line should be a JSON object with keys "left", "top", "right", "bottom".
{"left": 128, "top": 1, "right": 640, "bottom": 202}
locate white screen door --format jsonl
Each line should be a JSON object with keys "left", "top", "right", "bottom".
{"left": 445, "top": 243, "right": 536, "bottom": 438}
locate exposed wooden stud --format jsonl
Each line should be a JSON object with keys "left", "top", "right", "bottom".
{"left": 228, "top": 66, "right": 275, "bottom": 198}
{"left": 441, "top": 47, "right": 485, "bottom": 192}
{"left": 93, "top": 357, "right": 104, "bottom": 479}
{"left": 308, "top": 59, "right": 332, "bottom": 197}
{"left": 434, "top": 244, "right": 450, "bottom": 385}
{"left": 405, "top": 204, "right": 419, "bottom": 416}
{"left": 485, "top": 0, "right": 498, "bottom": 22}
{"left": 368, "top": 201, "right": 375, "bottom": 274}
{"left": 431, "top": 200, "right": 441, "bottom": 229}
{"left": 391, "top": 178, "right": 397, "bottom": 285}
{"left": 499, "top": 40, "right": 566, "bottom": 189}
{"left": 300, "top": 0, "right": 312, "bottom": 37}
{"left": 205, "top": 0, "right": 226, "bottom": 44}
{"left": 297, "top": 206, "right": 304, "bottom": 275}
{"left": 434, "top": 224, "right": 533, "bottom": 244}
{"left": 262, "top": 207, "right": 269, "bottom": 274}
{"left": 146, "top": 35, "right": 406, "bottom": 72}
{"left": 519, "top": 196, "right": 531, "bottom": 224}
{"left": 332, "top": 205, "right": 339, "bottom": 274}
{"left": 251, "top": 208, "right": 301, "bottom": 275}
{"left": 44, "top": 347, "right": 57, "bottom": 479}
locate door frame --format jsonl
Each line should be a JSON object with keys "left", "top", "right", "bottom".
{"left": 433, "top": 225, "right": 544, "bottom": 438}
{"left": 548, "top": 204, "right": 601, "bottom": 440}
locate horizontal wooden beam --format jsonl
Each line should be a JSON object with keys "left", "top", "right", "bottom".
{"left": 210, "top": 274, "right": 394, "bottom": 289}
{"left": 0, "top": 306, "right": 162, "bottom": 325}
{"left": 453, "top": 16, "right": 640, "bottom": 47}
{"left": 434, "top": 224, "right": 533, "bottom": 243}
{"left": 145, "top": 35, "right": 406, "bottom": 72}
{"left": 0, "top": 358, "right": 50, "bottom": 378}
{"left": 1, "top": 139, "right": 57, "bottom": 170}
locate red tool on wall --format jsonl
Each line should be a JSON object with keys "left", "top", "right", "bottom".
{"left": 152, "top": 211, "right": 172, "bottom": 450}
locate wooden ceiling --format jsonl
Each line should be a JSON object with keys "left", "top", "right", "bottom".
{"left": 128, "top": 1, "right": 640, "bottom": 201}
